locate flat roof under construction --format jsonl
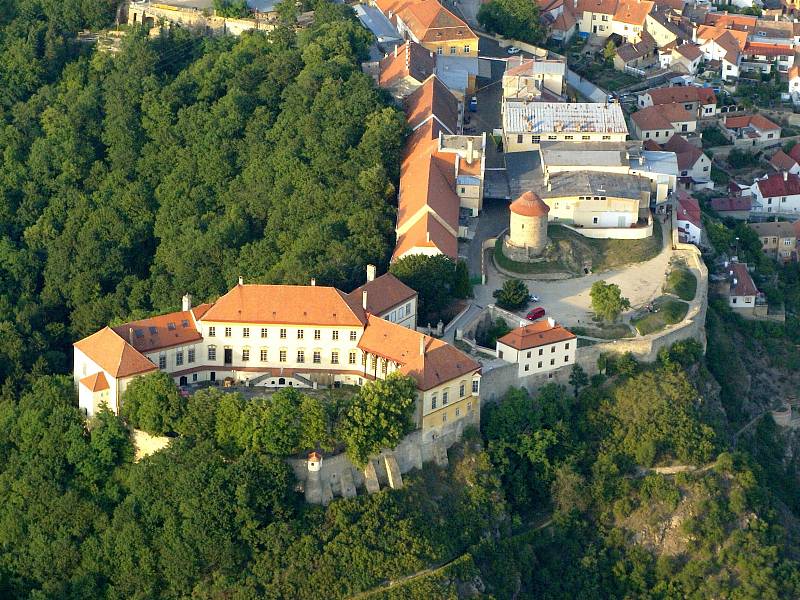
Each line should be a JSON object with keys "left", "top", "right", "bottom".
{"left": 504, "top": 101, "right": 628, "bottom": 135}
{"left": 541, "top": 171, "right": 651, "bottom": 199}
{"left": 540, "top": 141, "right": 630, "bottom": 167}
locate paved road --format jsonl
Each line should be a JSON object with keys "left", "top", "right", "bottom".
{"left": 472, "top": 215, "right": 675, "bottom": 328}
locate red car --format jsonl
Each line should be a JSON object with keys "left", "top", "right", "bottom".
{"left": 526, "top": 307, "right": 546, "bottom": 321}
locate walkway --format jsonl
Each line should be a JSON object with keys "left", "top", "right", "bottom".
{"left": 472, "top": 215, "right": 675, "bottom": 328}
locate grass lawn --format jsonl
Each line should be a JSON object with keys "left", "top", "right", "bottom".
{"left": 494, "top": 238, "right": 568, "bottom": 274}
{"left": 548, "top": 218, "right": 662, "bottom": 272}
{"left": 665, "top": 268, "right": 697, "bottom": 301}
{"left": 631, "top": 297, "right": 689, "bottom": 335}
{"left": 571, "top": 323, "right": 635, "bottom": 339}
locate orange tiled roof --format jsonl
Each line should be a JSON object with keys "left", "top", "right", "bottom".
{"left": 704, "top": 12, "right": 756, "bottom": 30}
{"left": 510, "top": 191, "right": 550, "bottom": 217}
{"left": 725, "top": 114, "right": 780, "bottom": 131}
{"left": 80, "top": 371, "right": 110, "bottom": 392}
{"left": 674, "top": 42, "right": 702, "bottom": 60}
{"left": 200, "top": 284, "right": 366, "bottom": 326}
{"left": 392, "top": 212, "right": 458, "bottom": 260}
{"left": 347, "top": 272, "right": 417, "bottom": 315}
{"left": 632, "top": 103, "right": 693, "bottom": 130}
{"left": 497, "top": 320, "right": 576, "bottom": 350}
{"left": 112, "top": 309, "right": 203, "bottom": 353}
{"left": 378, "top": 41, "right": 436, "bottom": 89}
{"left": 645, "top": 85, "right": 715, "bottom": 105}
{"left": 770, "top": 150, "right": 798, "bottom": 172}
{"left": 613, "top": 0, "right": 654, "bottom": 26}
{"left": 74, "top": 327, "right": 157, "bottom": 379}
{"left": 575, "top": 0, "right": 619, "bottom": 15}
{"left": 403, "top": 75, "right": 460, "bottom": 133}
{"left": 358, "top": 314, "right": 479, "bottom": 390}
{"left": 377, "top": 0, "right": 476, "bottom": 44}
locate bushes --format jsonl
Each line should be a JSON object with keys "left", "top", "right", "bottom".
{"left": 121, "top": 372, "right": 184, "bottom": 435}
{"left": 665, "top": 268, "right": 697, "bottom": 301}
{"left": 493, "top": 278, "right": 529, "bottom": 310}
{"left": 727, "top": 148, "right": 759, "bottom": 169}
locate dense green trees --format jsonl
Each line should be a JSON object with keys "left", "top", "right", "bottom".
{"left": 493, "top": 278, "right": 529, "bottom": 310}
{"left": 590, "top": 280, "right": 631, "bottom": 321}
{"left": 389, "top": 254, "right": 468, "bottom": 323}
{"left": 477, "top": 0, "right": 545, "bottom": 45}
{"left": 121, "top": 371, "right": 184, "bottom": 434}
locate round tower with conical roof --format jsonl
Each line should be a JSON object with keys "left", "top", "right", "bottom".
{"left": 507, "top": 191, "right": 550, "bottom": 258}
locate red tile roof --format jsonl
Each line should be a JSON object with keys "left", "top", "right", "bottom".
{"left": 497, "top": 320, "right": 575, "bottom": 350}
{"left": 676, "top": 191, "right": 701, "bottom": 228}
{"left": 575, "top": 0, "right": 619, "bottom": 15}
{"left": 392, "top": 212, "right": 458, "bottom": 260}
{"left": 403, "top": 75, "right": 460, "bottom": 133}
{"left": 378, "top": 41, "right": 436, "bottom": 90}
{"left": 112, "top": 309, "right": 203, "bottom": 353}
{"left": 756, "top": 172, "right": 800, "bottom": 198}
{"left": 80, "top": 371, "right": 110, "bottom": 392}
{"left": 200, "top": 284, "right": 366, "bottom": 326}
{"left": 613, "top": 0, "right": 654, "bottom": 25}
{"left": 632, "top": 103, "right": 694, "bottom": 131}
{"left": 358, "top": 314, "right": 479, "bottom": 390}
{"left": 704, "top": 12, "right": 756, "bottom": 30}
{"left": 377, "top": 0, "right": 477, "bottom": 45}
{"left": 724, "top": 114, "right": 780, "bottom": 132}
{"left": 645, "top": 85, "right": 716, "bottom": 106}
{"left": 789, "top": 143, "right": 800, "bottom": 163}
{"left": 74, "top": 327, "right": 157, "bottom": 379}
{"left": 730, "top": 262, "right": 758, "bottom": 297}
{"left": 744, "top": 42, "right": 793, "bottom": 58}
{"left": 347, "top": 272, "right": 417, "bottom": 316}
{"left": 663, "top": 134, "right": 704, "bottom": 171}
{"left": 709, "top": 196, "right": 752, "bottom": 212}
{"left": 510, "top": 191, "right": 550, "bottom": 217}
{"left": 770, "top": 150, "right": 798, "bottom": 172}
{"left": 674, "top": 42, "right": 702, "bottom": 60}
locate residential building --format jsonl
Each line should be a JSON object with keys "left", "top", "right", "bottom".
{"left": 630, "top": 149, "right": 679, "bottom": 203}
{"left": 355, "top": 3, "right": 404, "bottom": 47}
{"left": 709, "top": 195, "right": 753, "bottom": 219}
{"left": 697, "top": 27, "right": 746, "bottom": 81}
{"left": 346, "top": 265, "right": 418, "bottom": 328}
{"left": 726, "top": 261, "right": 758, "bottom": 309}
{"left": 631, "top": 103, "right": 696, "bottom": 142}
{"left": 502, "top": 56, "right": 567, "bottom": 101}
{"left": 749, "top": 220, "right": 800, "bottom": 262}
{"left": 374, "top": 0, "right": 479, "bottom": 57}
{"left": 666, "top": 42, "right": 703, "bottom": 74}
{"left": 741, "top": 41, "right": 795, "bottom": 75}
{"left": 789, "top": 64, "right": 800, "bottom": 97}
{"left": 574, "top": 0, "right": 619, "bottom": 38}
{"left": 637, "top": 85, "right": 717, "bottom": 118}
{"left": 548, "top": 8, "right": 579, "bottom": 44}
{"left": 613, "top": 31, "right": 659, "bottom": 72}
{"left": 540, "top": 170, "right": 652, "bottom": 231}
{"left": 645, "top": 8, "right": 693, "bottom": 48}
{"left": 75, "top": 282, "right": 482, "bottom": 440}
{"left": 662, "top": 134, "right": 712, "bottom": 189}
{"left": 750, "top": 171, "right": 800, "bottom": 214}
{"left": 769, "top": 149, "right": 800, "bottom": 175}
{"left": 496, "top": 319, "right": 576, "bottom": 380}
{"left": 723, "top": 114, "right": 781, "bottom": 146}
{"left": 502, "top": 101, "right": 628, "bottom": 152}
{"left": 676, "top": 191, "right": 702, "bottom": 244}
{"left": 611, "top": 0, "right": 655, "bottom": 42}
{"left": 366, "top": 41, "right": 436, "bottom": 99}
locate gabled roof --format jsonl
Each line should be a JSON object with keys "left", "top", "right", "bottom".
{"left": 789, "top": 143, "right": 800, "bottom": 163}
{"left": 725, "top": 114, "right": 780, "bottom": 132}
{"left": 80, "top": 371, "right": 110, "bottom": 393}
{"left": 663, "top": 134, "right": 705, "bottom": 170}
{"left": 770, "top": 150, "right": 798, "bottom": 173}
{"left": 497, "top": 319, "right": 575, "bottom": 350}
{"left": 743, "top": 42, "right": 793, "bottom": 58}
{"left": 347, "top": 273, "right": 417, "bottom": 315}
{"left": 674, "top": 42, "right": 702, "bottom": 60}
{"left": 729, "top": 262, "right": 758, "bottom": 297}
{"left": 749, "top": 220, "right": 799, "bottom": 239}
{"left": 392, "top": 212, "right": 458, "bottom": 260}
{"left": 676, "top": 191, "right": 701, "bottom": 228}
{"left": 112, "top": 309, "right": 203, "bottom": 353}
{"left": 551, "top": 8, "right": 577, "bottom": 30}
{"left": 756, "top": 172, "right": 800, "bottom": 198}
{"left": 616, "top": 31, "right": 657, "bottom": 62}
{"left": 358, "top": 314, "right": 479, "bottom": 390}
{"left": 378, "top": 41, "right": 436, "bottom": 90}
{"left": 703, "top": 12, "right": 756, "bottom": 31}
{"left": 200, "top": 284, "right": 366, "bottom": 326}
{"left": 613, "top": 0, "right": 654, "bottom": 25}
{"left": 645, "top": 85, "right": 715, "bottom": 105}
{"left": 74, "top": 327, "right": 157, "bottom": 379}
{"left": 632, "top": 103, "right": 694, "bottom": 130}
{"left": 709, "top": 196, "right": 752, "bottom": 212}
{"left": 378, "top": 0, "right": 477, "bottom": 44}
{"left": 403, "top": 75, "right": 460, "bottom": 133}
{"left": 575, "top": 0, "right": 619, "bottom": 15}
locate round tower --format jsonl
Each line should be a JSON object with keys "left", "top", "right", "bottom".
{"left": 508, "top": 191, "right": 550, "bottom": 256}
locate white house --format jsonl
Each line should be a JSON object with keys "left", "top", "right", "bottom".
{"left": 346, "top": 265, "right": 418, "bottom": 329}
{"left": 495, "top": 319, "right": 576, "bottom": 380}
{"left": 750, "top": 171, "right": 800, "bottom": 214}
{"left": 676, "top": 191, "right": 703, "bottom": 245}
{"left": 727, "top": 261, "right": 758, "bottom": 309}
{"left": 662, "top": 134, "right": 712, "bottom": 190}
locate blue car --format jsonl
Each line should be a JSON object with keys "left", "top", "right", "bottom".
{"left": 468, "top": 96, "right": 477, "bottom": 112}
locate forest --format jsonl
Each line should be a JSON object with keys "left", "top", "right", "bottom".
{"left": 2, "top": 1, "right": 800, "bottom": 599}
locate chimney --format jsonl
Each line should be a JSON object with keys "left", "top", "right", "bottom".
{"left": 129, "top": 327, "right": 134, "bottom": 345}
{"left": 362, "top": 290, "right": 368, "bottom": 311}
{"left": 394, "top": 44, "right": 399, "bottom": 57}
{"left": 366, "top": 264, "right": 377, "bottom": 282}
{"left": 547, "top": 317, "right": 556, "bottom": 327}
{"left": 784, "top": 171, "right": 789, "bottom": 181}
{"left": 733, "top": 277, "right": 738, "bottom": 286}
{"left": 182, "top": 294, "right": 192, "bottom": 312}
{"left": 419, "top": 335, "right": 425, "bottom": 356}
{"left": 238, "top": 275, "right": 244, "bottom": 285}
{"left": 467, "top": 138, "right": 474, "bottom": 165}
{"left": 547, "top": 181, "right": 552, "bottom": 191}
{"left": 311, "top": 278, "right": 316, "bottom": 286}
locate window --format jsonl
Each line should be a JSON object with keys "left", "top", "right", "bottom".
{"left": 331, "top": 351, "right": 339, "bottom": 364}
{"left": 498, "top": 350, "right": 504, "bottom": 359}
{"left": 260, "top": 348, "right": 268, "bottom": 361}
{"left": 467, "top": 401, "right": 472, "bottom": 411}
{"left": 208, "top": 326, "right": 216, "bottom": 337}
{"left": 602, "top": 14, "right": 608, "bottom": 20}
{"left": 242, "top": 348, "right": 250, "bottom": 361}
{"left": 279, "top": 349, "right": 287, "bottom": 362}
{"left": 593, "top": 217, "right": 599, "bottom": 224}
{"left": 655, "top": 131, "right": 660, "bottom": 138}
{"left": 645, "top": 132, "right": 650, "bottom": 139}
{"left": 785, "top": 239, "right": 793, "bottom": 246}
{"left": 371, "top": 355, "right": 377, "bottom": 370}
{"left": 551, "top": 346, "right": 556, "bottom": 353}
{"left": 450, "top": 46, "right": 457, "bottom": 54}
{"left": 261, "top": 328, "right": 268, "bottom": 338}
{"left": 602, "top": 135, "right": 611, "bottom": 140}
{"left": 188, "top": 348, "right": 195, "bottom": 363}
{"left": 525, "top": 364, "right": 530, "bottom": 372}
{"left": 442, "top": 413, "right": 447, "bottom": 423}
{"left": 350, "top": 330, "right": 357, "bottom": 341}
{"left": 564, "top": 355, "right": 569, "bottom": 362}
{"left": 243, "top": 327, "right": 250, "bottom": 338}
{"left": 532, "top": 136, "right": 540, "bottom": 143}
{"left": 349, "top": 351, "right": 357, "bottom": 365}
{"left": 280, "top": 328, "right": 287, "bottom": 339}
{"left": 517, "top": 134, "right": 523, "bottom": 144}
{"left": 436, "top": 47, "right": 442, "bottom": 55}
{"left": 538, "top": 361, "right": 543, "bottom": 368}
{"left": 159, "top": 353, "right": 166, "bottom": 369}
{"left": 405, "top": 304, "right": 411, "bottom": 316}
{"left": 314, "top": 329, "right": 321, "bottom": 340}
{"left": 297, "top": 350, "right": 305, "bottom": 363}
{"left": 464, "top": 44, "right": 470, "bottom": 52}
{"left": 539, "top": 349, "right": 543, "bottom": 356}
{"left": 208, "top": 345, "right": 216, "bottom": 361}
{"left": 526, "top": 351, "right": 531, "bottom": 358}
{"left": 550, "top": 358, "right": 555, "bottom": 366}
{"left": 564, "top": 135, "right": 573, "bottom": 140}
{"left": 582, "top": 135, "right": 590, "bottom": 140}
{"left": 381, "top": 359, "right": 387, "bottom": 374}
{"left": 297, "top": 329, "right": 304, "bottom": 340}
{"left": 443, "top": 389, "right": 449, "bottom": 405}
{"left": 703, "top": 166, "right": 709, "bottom": 172}
{"left": 313, "top": 351, "right": 321, "bottom": 364}
{"left": 332, "top": 330, "right": 339, "bottom": 341}
{"left": 431, "top": 393, "right": 437, "bottom": 409}
{"left": 472, "top": 380, "right": 479, "bottom": 394}
{"left": 460, "top": 382, "right": 466, "bottom": 397}
{"left": 456, "top": 407, "right": 461, "bottom": 417}
{"left": 176, "top": 350, "right": 184, "bottom": 366}
{"left": 225, "top": 327, "right": 232, "bottom": 337}
{"left": 565, "top": 343, "right": 570, "bottom": 350}
{"left": 681, "top": 170, "right": 688, "bottom": 177}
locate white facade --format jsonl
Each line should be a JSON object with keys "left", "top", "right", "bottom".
{"left": 496, "top": 337, "right": 576, "bottom": 378}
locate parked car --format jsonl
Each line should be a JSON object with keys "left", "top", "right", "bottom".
{"left": 526, "top": 307, "right": 546, "bottom": 321}
{"left": 529, "top": 294, "right": 540, "bottom": 303}
{"left": 507, "top": 46, "right": 521, "bottom": 55}
{"left": 468, "top": 96, "right": 478, "bottom": 112}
